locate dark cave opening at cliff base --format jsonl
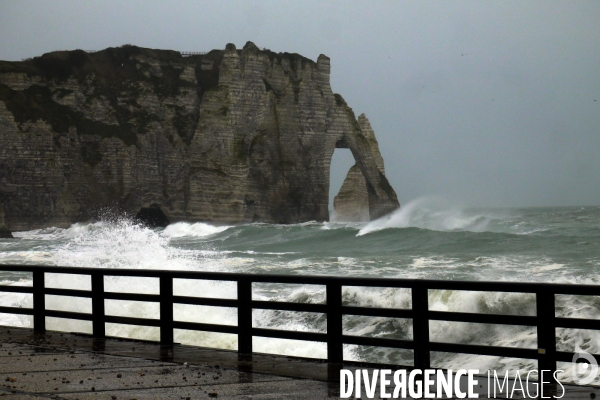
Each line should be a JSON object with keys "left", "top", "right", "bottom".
{"left": 135, "top": 206, "right": 170, "bottom": 228}
{"left": 329, "top": 148, "right": 356, "bottom": 216}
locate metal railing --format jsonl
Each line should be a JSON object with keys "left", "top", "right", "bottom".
{"left": 0, "top": 265, "right": 598, "bottom": 374}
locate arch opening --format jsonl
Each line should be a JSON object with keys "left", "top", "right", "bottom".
{"left": 329, "top": 148, "right": 369, "bottom": 222}
{"left": 135, "top": 206, "right": 170, "bottom": 228}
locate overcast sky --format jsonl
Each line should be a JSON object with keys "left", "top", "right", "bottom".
{"left": 1, "top": 0, "right": 599, "bottom": 208}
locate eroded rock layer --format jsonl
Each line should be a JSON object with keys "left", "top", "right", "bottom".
{"left": 0, "top": 42, "right": 399, "bottom": 230}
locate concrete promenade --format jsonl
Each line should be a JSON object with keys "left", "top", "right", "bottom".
{"left": 0, "top": 327, "right": 597, "bottom": 399}
{"left": 0, "top": 327, "right": 339, "bottom": 399}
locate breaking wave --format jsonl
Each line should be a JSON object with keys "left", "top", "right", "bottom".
{"left": 162, "top": 222, "right": 231, "bottom": 238}
{"left": 0, "top": 205, "right": 599, "bottom": 383}
{"left": 358, "top": 197, "right": 498, "bottom": 236}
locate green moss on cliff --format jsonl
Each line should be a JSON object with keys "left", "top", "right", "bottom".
{"left": 0, "top": 84, "right": 71, "bottom": 132}
{"left": 195, "top": 51, "right": 224, "bottom": 94}
{"left": 262, "top": 78, "right": 273, "bottom": 92}
{"left": 232, "top": 137, "right": 248, "bottom": 162}
{"left": 1, "top": 45, "right": 204, "bottom": 147}
{"left": 31, "top": 50, "right": 89, "bottom": 81}
{"left": 262, "top": 50, "right": 313, "bottom": 71}
{"left": 169, "top": 104, "right": 197, "bottom": 145}
{"left": 0, "top": 83, "right": 138, "bottom": 146}
{"left": 54, "top": 88, "right": 74, "bottom": 99}
{"left": 81, "top": 142, "right": 103, "bottom": 166}
{"left": 262, "top": 78, "right": 282, "bottom": 99}
{"left": 334, "top": 93, "right": 347, "bottom": 106}
{"left": 151, "top": 64, "right": 188, "bottom": 98}
{"left": 260, "top": 51, "right": 309, "bottom": 104}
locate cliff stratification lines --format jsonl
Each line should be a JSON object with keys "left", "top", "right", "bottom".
{"left": 0, "top": 42, "right": 399, "bottom": 231}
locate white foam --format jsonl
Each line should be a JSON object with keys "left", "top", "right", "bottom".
{"left": 0, "top": 251, "right": 54, "bottom": 264}
{"left": 162, "top": 222, "right": 231, "bottom": 238}
{"left": 51, "top": 218, "right": 222, "bottom": 271}
{"left": 0, "top": 280, "right": 32, "bottom": 328}
{"left": 2, "top": 212, "right": 600, "bottom": 377}
{"left": 529, "top": 263, "right": 564, "bottom": 274}
{"left": 14, "top": 222, "right": 107, "bottom": 241}
{"left": 411, "top": 257, "right": 458, "bottom": 269}
{"left": 321, "top": 221, "right": 365, "bottom": 230}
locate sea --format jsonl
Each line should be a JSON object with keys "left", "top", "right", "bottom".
{"left": 0, "top": 197, "right": 599, "bottom": 384}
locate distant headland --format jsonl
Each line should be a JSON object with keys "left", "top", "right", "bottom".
{"left": 0, "top": 42, "right": 399, "bottom": 233}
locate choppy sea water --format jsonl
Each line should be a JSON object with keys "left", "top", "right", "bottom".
{"left": 0, "top": 197, "right": 599, "bottom": 384}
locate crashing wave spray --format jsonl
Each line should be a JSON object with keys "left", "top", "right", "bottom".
{"left": 2, "top": 207, "right": 600, "bottom": 381}
{"left": 358, "top": 197, "right": 496, "bottom": 236}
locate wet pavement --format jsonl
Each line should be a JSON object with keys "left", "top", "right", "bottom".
{"left": 0, "top": 327, "right": 338, "bottom": 399}
{"left": 0, "top": 327, "right": 598, "bottom": 399}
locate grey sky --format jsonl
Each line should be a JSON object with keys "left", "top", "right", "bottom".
{"left": 1, "top": 0, "right": 599, "bottom": 208}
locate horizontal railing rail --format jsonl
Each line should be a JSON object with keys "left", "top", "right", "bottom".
{"left": 0, "top": 264, "right": 597, "bottom": 376}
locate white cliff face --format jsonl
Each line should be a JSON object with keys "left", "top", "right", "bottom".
{"left": 0, "top": 42, "right": 399, "bottom": 231}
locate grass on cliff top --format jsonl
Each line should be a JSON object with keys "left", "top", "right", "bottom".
{"left": 1, "top": 46, "right": 191, "bottom": 80}
{"left": 0, "top": 44, "right": 327, "bottom": 149}
{"left": 0, "top": 45, "right": 210, "bottom": 147}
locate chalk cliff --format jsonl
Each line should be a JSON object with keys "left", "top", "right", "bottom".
{"left": 0, "top": 42, "right": 399, "bottom": 231}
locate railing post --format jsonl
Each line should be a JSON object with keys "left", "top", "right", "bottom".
{"left": 326, "top": 281, "right": 343, "bottom": 363}
{"left": 160, "top": 276, "right": 173, "bottom": 345}
{"left": 237, "top": 279, "right": 252, "bottom": 354}
{"left": 412, "top": 283, "right": 430, "bottom": 370}
{"left": 536, "top": 290, "right": 556, "bottom": 380}
{"left": 91, "top": 272, "right": 105, "bottom": 338}
{"left": 32, "top": 270, "right": 45, "bottom": 333}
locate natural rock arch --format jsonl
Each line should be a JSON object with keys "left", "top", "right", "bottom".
{"left": 0, "top": 42, "right": 399, "bottom": 230}
{"left": 328, "top": 113, "right": 396, "bottom": 221}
